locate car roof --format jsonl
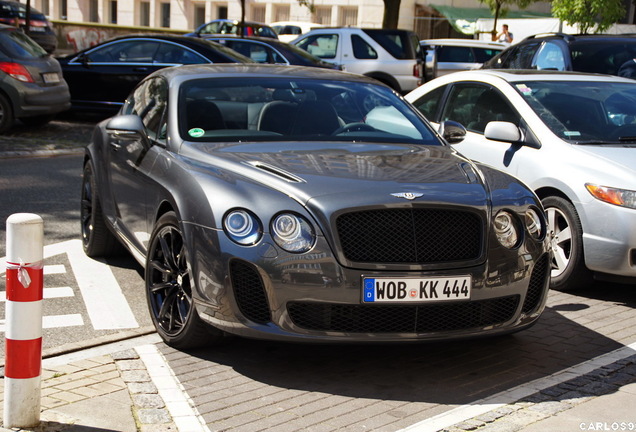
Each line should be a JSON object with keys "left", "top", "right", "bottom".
{"left": 154, "top": 63, "right": 381, "bottom": 84}
{"left": 420, "top": 38, "right": 505, "bottom": 49}
{"left": 520, "top": 32, "right": 636, "bottom": 43}
{"left": 204, "top": 35, "right": 285, "bottom": 45}
{"left": 435, "top": 68, "right": 636, "bottom": 83}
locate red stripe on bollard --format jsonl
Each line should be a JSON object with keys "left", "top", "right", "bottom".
{"left": 5, "top": 266, "right": 43, "bottom": 302}
{"left": 4, "top": 339, "right": 42, "bottom": 379}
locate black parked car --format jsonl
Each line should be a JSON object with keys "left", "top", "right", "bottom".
{"left": 205, "top": 35, "right": 340, "bottom": 69}
{"left": 56, "top": 34, "right": 252, "bottom": 113}
{"left": 0, "top": 0, "right": 57, "bottom": 53}
{"left": 186, "top": 18, "right": 278, "bottom": 39}
{"left": 483, "top": 33, "right": 636, "bottom": 77}
{"left": 81, "top": 63, "right": 550, "bottom": 349}
{"left": 0, "top": 24, "right": 69, "bottom": 133}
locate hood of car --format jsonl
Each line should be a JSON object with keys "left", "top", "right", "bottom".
{"left": 574, "top": 144, "right": 636, "bottom": 176}
{"left": 186, "top": 141, "right": 489, "bottom": 209}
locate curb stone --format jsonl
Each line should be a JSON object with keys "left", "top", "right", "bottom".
{"left": 112, "top": 349, "right": 178, "bottom": 431}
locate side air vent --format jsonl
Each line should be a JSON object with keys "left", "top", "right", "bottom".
{"left": 244, "top": 161, "right": 305, "bottom": 183}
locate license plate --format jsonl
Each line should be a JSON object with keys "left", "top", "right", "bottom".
{"left": 363, "top": 276, "right": 471, "bottom": 303}
{"left": 30, "top": 26, "right": 46, "bottom": 32}
{"left": 42, "top": 73, "right": 60, "bottom": 84}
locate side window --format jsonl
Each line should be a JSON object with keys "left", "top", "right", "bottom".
{"left": 437, "top": 46, "right": 473, "bottom": 63}
{"left": 296, "top": 34, "right": 338, "bottom": 59}
{"left": 127, "top": 77, "right": 169, "bottom": 145}
{"left": 88, "top": 40, "right": 160, "bottom": 63}
{"left": 533, "top": 42, "right": 566, "bottom": 71}
{"left": 442, "top": 84, "right": 519, "bottom": 133}
{"left": 411, "top": 85, "right": 447, "bottom": 121}
{"left": 155, "top": 43, "right": 206, "bottom": 64}
{"left": 351, "top": 35, "right": 378, "bottom": 59}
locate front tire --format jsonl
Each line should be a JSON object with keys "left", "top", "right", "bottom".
{"left": 146, "top": 212, "right": 224, "bottom": 349}
{"left": 542, "top": 196, "right": 592, "bottom": 291}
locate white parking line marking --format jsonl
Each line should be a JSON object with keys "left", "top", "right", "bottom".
{"left": 46, "top": 239, "right": 139, "bottom": 330}
{"left": 0, "top": 286, "right": 74, "bottom": 302}
{"left": 44, "top": 264, "right": 66, "bottom": 275}
{"left": 0, "top": 314, "right": 84, "bottom": 332}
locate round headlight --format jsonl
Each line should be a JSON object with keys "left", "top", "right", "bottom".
{"left": 271, "top": 213, "right": 315, "bottom": 253}
{"left": 223, "top": 209, "right": 262, "bottom": 245}
{"left": 525, "top": 209, "right": 543, "bottom": 240}
{"left": 494, "top": 211, "right": 519, "bottom": 249}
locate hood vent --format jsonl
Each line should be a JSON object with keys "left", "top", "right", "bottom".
{"left": 244, "top": 161, "right": 305, "bottom": 183}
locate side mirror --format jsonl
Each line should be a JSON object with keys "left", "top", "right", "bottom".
{"left": 106, "top": 115, "right": 146, "bottom": 141}
{"left": 438, "top": 120, "right": 466, "bottom": 144}
{"left": 484, "top": 121, "right": 521, "bottom": 143}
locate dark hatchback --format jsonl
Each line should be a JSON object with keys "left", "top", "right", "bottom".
{"left": 205, "top": 35, "right": 340, "bottom": 69}
{"left": 0, "top": 0, "right": 57, "bottom": 53}
{"left": 483, "top": 33, "right": 636, "bottom": 77}
{"left": 56, "top": 34, "right": 252, "bottom": 113}
{"left": 0, "top": 24, "right": 69, "bottom": 133}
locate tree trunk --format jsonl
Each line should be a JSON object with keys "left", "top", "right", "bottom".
{"left": 382, "top": 0, "right": 402, "bottom": 29}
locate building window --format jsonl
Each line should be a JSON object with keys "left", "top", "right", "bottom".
{"left": 217, "top": 5, "right": 227, "bottom": 19}
{"left": 273, "top": 5, "right": 289, "bottom": 22}
{"left": 314, "top": 7, "right": 331, "bottom": 25}
{"left": 252, "top": 5, "right": 265, "bottom": 23}
{"left": 339, "top": 7, "right": 358, "bottom": 27}
{"left": 88, "top": 0, "right": 98, "bottom": 22}
{"left": 140, "top": 1, "right": 150, "bottom": 26}
{"left": 194, "top": 3, "right": 205, "bottom": 28}
{"left": 160, "top": 2, "right": 170, "bottom": 27}
{"left": 109, "top": 0, "right": 117, "bottom": 24}
{"left": 60, "top": 0, "right": 67, "bottom": 20}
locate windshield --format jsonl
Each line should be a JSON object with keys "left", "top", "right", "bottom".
{"left": 179, "top": 77, "right": 440, "bottom": 145}
{"left": 514, "top": 80, "right": 636, "bottom": 143}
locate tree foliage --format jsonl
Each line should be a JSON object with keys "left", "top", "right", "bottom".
{"left": 552, "top": 0, "right": 625, "bottom": 34}
{"left": 479, "top": 0, "right": 535, "bottom": 36}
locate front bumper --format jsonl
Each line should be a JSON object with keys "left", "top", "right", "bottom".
{"left": 189, "top": 224, "right": 551, "bottom": 343}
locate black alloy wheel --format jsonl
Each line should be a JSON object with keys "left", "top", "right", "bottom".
{"left": 145, "top": 212, "right": 222, "bottom": 348}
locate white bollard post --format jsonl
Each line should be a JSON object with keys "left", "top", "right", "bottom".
{"left": 4, "top": 213, "right": 44, "bottom": 429}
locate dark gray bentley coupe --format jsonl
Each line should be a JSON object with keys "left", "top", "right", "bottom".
{"left": 80, "top": 64, "right": 551, "bottom": 349}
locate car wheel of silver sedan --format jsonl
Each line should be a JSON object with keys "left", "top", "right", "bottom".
{"left": 146, "top": 212, "right": 224, "bottom": 349}
{"left": 543, "top": 196, "right": 592, "bottom": 291}
{"left": 80, "top": 162, "right": 123, "bottom": 257}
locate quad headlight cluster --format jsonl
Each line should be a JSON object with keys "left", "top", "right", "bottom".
{"left": 494, "top": 208, "right": 545, "bottom": 249}
{"left": 223, "top": 209, "right": 316, "bottom": 253}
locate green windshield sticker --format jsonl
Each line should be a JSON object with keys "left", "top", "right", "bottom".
{"left": 189, "top": 128, "right": 205, "bottom": 138}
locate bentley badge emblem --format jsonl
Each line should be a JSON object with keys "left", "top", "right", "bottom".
{"left": 391, "top": 192, "right": 423, "bottom": 200}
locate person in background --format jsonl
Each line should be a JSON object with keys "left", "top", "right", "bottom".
{"left": 496, "top": 24, "right": 514, "bottom": 44}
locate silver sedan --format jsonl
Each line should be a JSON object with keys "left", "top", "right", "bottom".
{"left": 407, "top": 70, "right": 636, "bottom": 291}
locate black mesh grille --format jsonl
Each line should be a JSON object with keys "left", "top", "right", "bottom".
{"left": 288, "top": 296, "right": 519, "bottom": 333}
{"left": 230, "top": 260, "right": 271, "bottom": 324}
{"left": 522, "top": 253, "right": 549, "bottom": 314}
{"left": 336, "top": 208, "right": 482, "bottom": 263}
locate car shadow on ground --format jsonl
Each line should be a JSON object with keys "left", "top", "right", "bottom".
{"left": 160, "top": 284, "right": 635, "bottom": 407}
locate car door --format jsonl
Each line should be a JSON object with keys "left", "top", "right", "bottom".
{"left": 63, "top": 39, "right": 164, "bottom": 108}
{"left": 106, "top": 76, "right": 167, "bottom": 253}
{"left": 411, "top": 82, "right": 522, "bottom": 170}
{"left": 436, "top": 45, "right": 476, "bottom": 76}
